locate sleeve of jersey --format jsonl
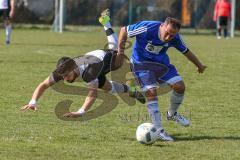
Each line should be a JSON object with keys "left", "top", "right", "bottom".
{"left": 173, "top": 35, "right": 189, "bottom": 54}
{"left": 126, "top": 21, "right": 148, "bottom": 38}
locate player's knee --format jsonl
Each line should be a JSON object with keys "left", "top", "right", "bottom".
{"left": 172, "top": 81, "right": 185, "bottom": 94}
{"left": 145, "top": 88, "right": 158, "bottom": 101}
{"left": 4, "top": 20, "right": 10, "bottom": 26}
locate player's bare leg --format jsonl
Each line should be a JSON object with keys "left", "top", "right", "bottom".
{"left": 99, "top": 9, "right": 126, "bottom": 69}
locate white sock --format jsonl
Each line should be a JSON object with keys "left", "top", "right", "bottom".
{"left": 104, "top": 22, "right": 112, "bottom": 30}
{"left": 104, "top": 25, "right": 118, "bottom": 50}
{"left": 108, "top": 81, "right": 129, "bottom": 94}
{"left": 107, "top": 33, "right": 118, "bottom": 50}
{"left": 147, "top": 101, "right": 162, "bottom": 129}
{"left": 168, "top": 90, "right": 184, "bottom": 116}
{"left": 6, "top": 24, "right": 12, "bottom": 42}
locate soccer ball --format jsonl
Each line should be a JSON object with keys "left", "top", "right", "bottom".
{"left": 136, "top": 123, "right": 158, "bottom": 145}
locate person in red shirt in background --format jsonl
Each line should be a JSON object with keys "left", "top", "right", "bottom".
{"left": 213, "top": 0, "right": 231, "bottom": 39}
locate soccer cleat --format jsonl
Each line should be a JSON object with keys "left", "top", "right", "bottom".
{"left": 101, "top": 8, "right": 110, "bottom": 17}
{"left": 167, "top": 112, "right": 190, "bottom": 127}
{"left": 129, "top": 89, "right": 146, "bottom": 104}
{"left": 156, "top": 129, "right": 174, "bottom": 141}
{"left": 5, "top": 40, "right": 10, "bottom": 45}
{"left": 99, "top": 9, "right": 110, "bottom": 26}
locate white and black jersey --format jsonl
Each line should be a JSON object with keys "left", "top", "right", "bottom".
{"left": 0, "top": 0, "right": 10, "bottom": 20}
{"left": 0, "top": 0, "right": 9, "bottom": 9}
{"left": 51, "top": 49, "right": 118, "bottom": 88}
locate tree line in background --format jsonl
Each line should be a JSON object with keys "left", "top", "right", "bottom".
{"left": 12, "top": 0, "right": 240, "bottom": 29}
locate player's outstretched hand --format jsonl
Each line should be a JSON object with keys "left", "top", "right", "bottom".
{"left": 20, "top": 104, "right": 37, "bottom": 111}
{"left": 198, "top": 64, "right": 207, "bottom": 73}
{"left": 63, "top": 112, "right": 82, "bottom": 118}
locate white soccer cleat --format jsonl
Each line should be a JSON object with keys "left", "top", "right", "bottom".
{"left": 167, "top": 112, "right": 190, "bottom": 127}
{"left": 156, "top": 129, "right": 174, "bottom": 141}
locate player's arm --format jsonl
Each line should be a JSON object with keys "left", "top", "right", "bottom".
{"left": 184, "top": 50, "right": 207, "bottom": 73}
{"left": 63, "top": 81, "right": 98, "bottom": 118}
{"left": 228, "top": 3, "right": 232, "bottom": 20}
{"left": 118, "top": 26, "right": 128, "bottom": 55}
{"left": 20, "top": 76, "right": 54, "bottom": 111}
{"left": 174, "top": 34, "right": 207, "bottom": 73}
{"left": 213, "top": 1, "right": 219, "bottom": 21}
{"left": 118, "top": 22, "right": 148, "bottom": 66}
{"left": 115, "top": 26, "right": 128, "bottom": 68}
{"left": 9, "top": 0, "right": 15, "bottom": 18}
{"left": 80, "top": 82, "right": 98, "bottom": 112}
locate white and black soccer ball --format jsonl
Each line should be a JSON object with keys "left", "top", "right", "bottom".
{"left": 136, "top": 123, "right": 158, "bottom": 145}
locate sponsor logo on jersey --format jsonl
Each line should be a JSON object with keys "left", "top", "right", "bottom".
{"left": 145, "top": 42, "right": 165, "bottom": 54}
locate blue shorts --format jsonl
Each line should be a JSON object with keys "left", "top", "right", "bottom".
{"left": 130, "top": 60, "right": 182, "bottom": 91}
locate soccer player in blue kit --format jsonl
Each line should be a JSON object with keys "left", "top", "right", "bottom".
{"left": 118, "top": 18, "right": 207, "bottom": 141}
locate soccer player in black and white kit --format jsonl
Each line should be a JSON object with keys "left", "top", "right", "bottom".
{"left": 0, "top": 0, "right": 14, "bottom": 44}
{"left": 21, "top": 10, "right": 145, "bottom": 117}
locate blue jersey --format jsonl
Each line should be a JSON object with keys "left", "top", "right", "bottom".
{"left": 127, "top": 21, "right": 188, "bottom": 65}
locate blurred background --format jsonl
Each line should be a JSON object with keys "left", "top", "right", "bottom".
{"left": 12, "top": 0, "right": 240, "bottom": 30}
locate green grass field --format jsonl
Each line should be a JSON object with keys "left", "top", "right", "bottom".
{"left": 0, "top": 27, "right": 240, "bottom": 160}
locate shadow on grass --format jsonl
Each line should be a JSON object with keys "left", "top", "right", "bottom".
{"left": 153, "top": 144, "right": 166, "bottom": 147}
{"left": 123, "top": 137, "right": 167, "bottom": 147}
{"left": 173, "top": 135, "right": 240, "bottom": 141}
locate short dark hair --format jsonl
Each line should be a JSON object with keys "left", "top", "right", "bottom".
{"left": 56, "top": 57, "right": 76, "bottom": 75}
{"left": 164, "top": 17, "right": 181, "bottom": 30}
